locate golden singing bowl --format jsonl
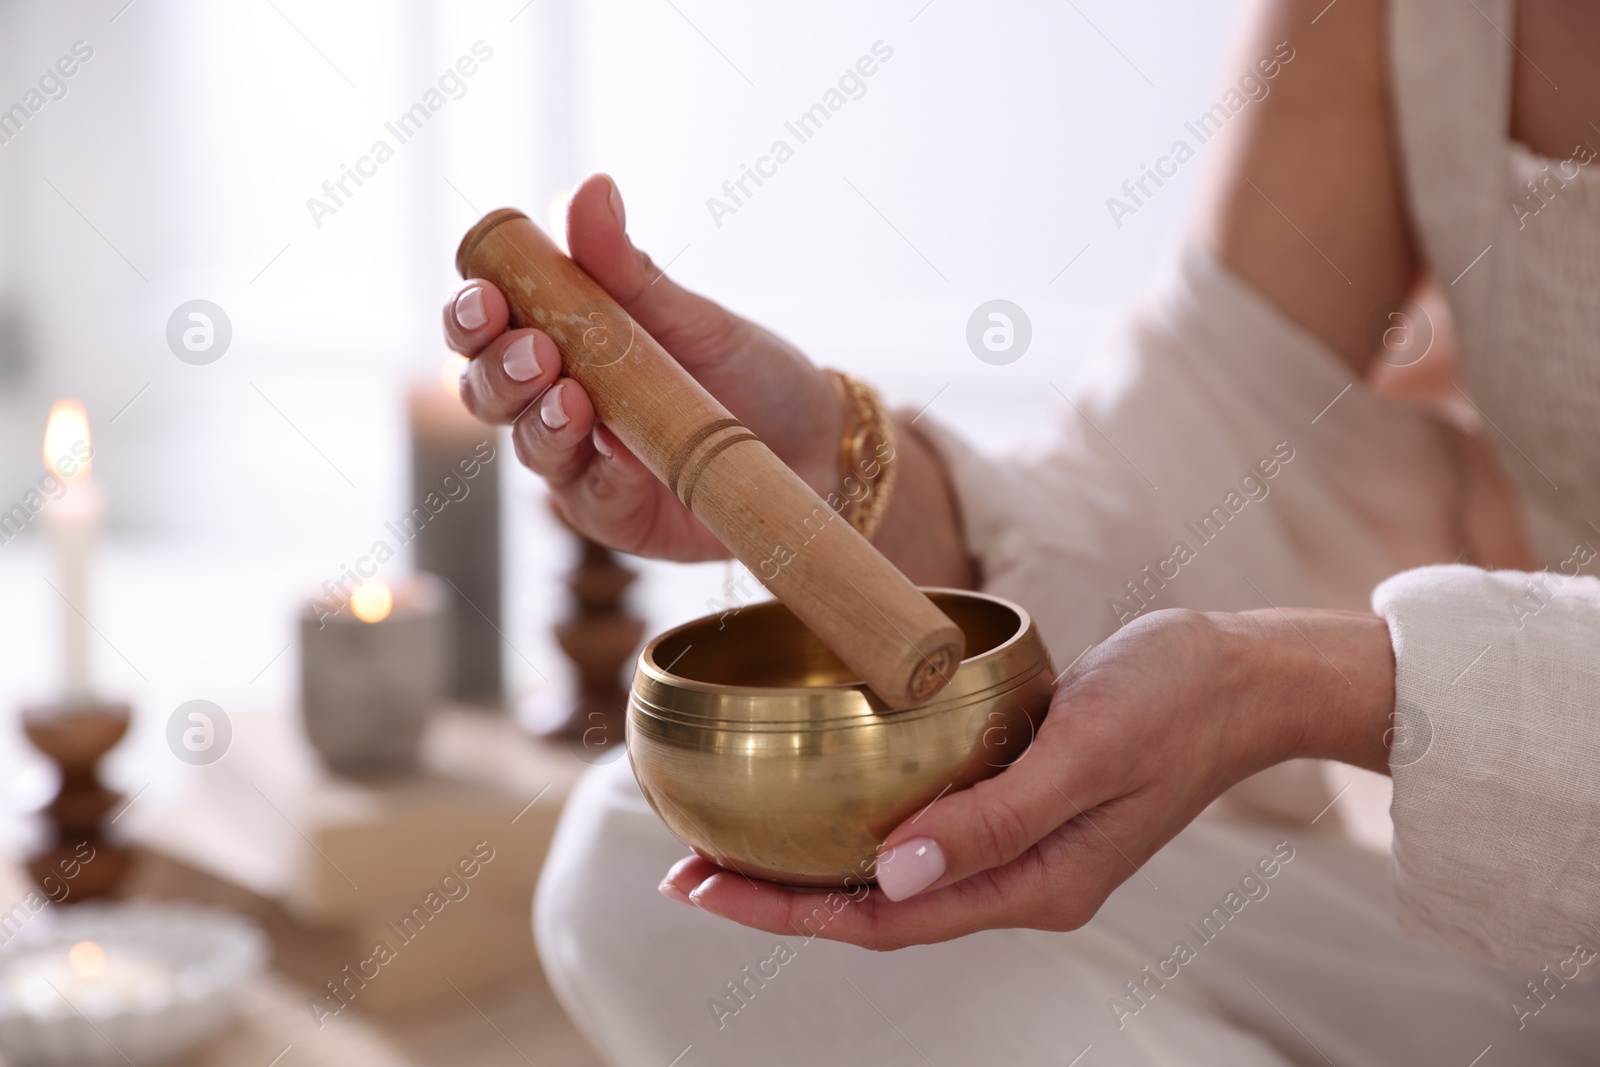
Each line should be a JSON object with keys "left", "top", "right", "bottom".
{"left": 627, "top": 589, "right": 1055, "bottom": 887}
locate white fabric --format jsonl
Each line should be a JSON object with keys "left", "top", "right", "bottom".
{"left": 1391, "top": 0, "right": 1600, "bottom": 565}
{"left": 1375, "top": 565, "right": 1600, "bottom": 971}
{"left": 917, "top": 243, "right": 1459, "bottom": 827}
{"left": 532, "top": 5, "right": 1600, "bottom": 1059}
{"left": 535, "top": 247, "right": 1600, "bottom": 1065}
{"left": 1376, "top": 0, "right": 1600, "bottom": 965}
{"left": 538, "top": 758, "right": 1600, "bottom": 1067}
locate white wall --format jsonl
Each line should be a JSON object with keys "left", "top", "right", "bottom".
{"left": 0, "top": 0, "right": 1249, "bottom": 709}
{"left": 0, "top": 0, "right": 1245, "bottom": 539}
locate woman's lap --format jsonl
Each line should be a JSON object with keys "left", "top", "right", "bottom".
{"left": 534, "top": 757, "right": 1600, "bottom": 1066}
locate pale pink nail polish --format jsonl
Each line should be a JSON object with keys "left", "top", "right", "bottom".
{"left": 875, "top": 837, "right": 945, "bottom": 902}
{"left": 592, "top": 425, "right": 614, "bottom": 459}
{"left": 503, "top": 335, "right": 539, "bottom": 382}
{"left": 540, "top": 382, "right": 570, "bottom": 430}
{"left": 608, "top": 179, "right": 626, "bottom": 233}
{"left": 455, "top": 286, "right": 487, "bottom": 330}
{"left": 659, "top": 880, "right": 692, "bottom": 906}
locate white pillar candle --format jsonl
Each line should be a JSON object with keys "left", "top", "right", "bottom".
{"left": 39, "top": 400, "right": 102, "bottom": 706}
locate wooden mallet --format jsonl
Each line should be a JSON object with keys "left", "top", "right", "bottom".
{"left": 456, "top": 209, "right": 963, "bottom": 709}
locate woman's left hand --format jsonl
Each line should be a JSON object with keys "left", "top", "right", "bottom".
{"left": 659, "top": 606, "right": 1396, "bottom": 950}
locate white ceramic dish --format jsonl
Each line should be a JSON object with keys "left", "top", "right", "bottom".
{"left": 0, "top": 901, "right": 268, "bottom": 1067}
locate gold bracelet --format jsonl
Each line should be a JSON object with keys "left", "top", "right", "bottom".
{"left": 822, "top": 369, "right": 898, "bottom": 542}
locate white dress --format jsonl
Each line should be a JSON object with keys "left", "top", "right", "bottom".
{"left": 532, "top": 1, "right": 1600, "bottom": 1062}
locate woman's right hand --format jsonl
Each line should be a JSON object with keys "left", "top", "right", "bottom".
{"left": 443, "top": 173, "right": 841, "bottom": 562}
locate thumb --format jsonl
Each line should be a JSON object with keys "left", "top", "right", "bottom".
{"left": 565, "top": 173, "right": 745, "bottom": 366}
{"left": 875, "top": 724, "right": 1104, "bottom": 902}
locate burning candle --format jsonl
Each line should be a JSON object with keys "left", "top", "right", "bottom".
{"left": 299, "top": 575, "right": 451, "bottom": 776}
{"left": 39, "top": 400, "right": 102, "bottom": 705}
{"left": 2, "top": 940, "right": 174, "bottom": 1021}
{"left": 0, "top": 902, "right": 268, "bottom": 1067}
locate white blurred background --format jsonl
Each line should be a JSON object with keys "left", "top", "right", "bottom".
{"left": 0, "top": 0, "right": 1242, "bottom": 824}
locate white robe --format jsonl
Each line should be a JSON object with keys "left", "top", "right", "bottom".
{"left": 533, "top": 246, "right": 1600, "bottom": 1065}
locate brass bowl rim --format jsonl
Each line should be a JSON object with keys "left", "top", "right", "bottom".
{"left": 629, "top": 668, "right": 1050, "bottom": 732}
{"left": 635, "top": 587, "right": 1040, "bottom": 708}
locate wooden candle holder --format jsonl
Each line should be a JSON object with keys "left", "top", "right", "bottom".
{"left": 536, "top": 520, "right": 645, "bottom": 759}
{"left": 22, "top": 702, "right": 134, "bottom": 902}
{"left": 457, "top": 210, "right": 962, "bottom": 709}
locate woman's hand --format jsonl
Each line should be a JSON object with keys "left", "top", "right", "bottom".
{"left": 443, "top": 173, "right": 841, "bottom": 562}
{"left": 660, "top": 607, "right": 1396, "bottom": 950}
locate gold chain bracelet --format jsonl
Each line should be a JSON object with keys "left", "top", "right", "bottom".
{"left": 822, "top": 369, "right": 898, "bottom": 542}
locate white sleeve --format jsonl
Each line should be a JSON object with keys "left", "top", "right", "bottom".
{"left": 910, "top": 244, "right": 1461, "bottom": 660}
{"left": 910, "top": 244, "right": 1463, "bottom": 828}
{"left": 1374, "top": 562, "right": 1600, "bottom": 969}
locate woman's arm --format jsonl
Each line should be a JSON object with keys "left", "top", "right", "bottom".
{"left": 1196, "top": 0, "right": 1420, "bottom": 374}
{"left": 870, "top": 417, "right": 977, "bottom": 588}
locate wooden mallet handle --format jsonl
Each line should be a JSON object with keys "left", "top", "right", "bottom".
{"left": 457, "top": 209, "right": 962, "bottom": 708}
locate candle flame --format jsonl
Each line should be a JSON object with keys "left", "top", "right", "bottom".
{"left": 68, "top": 940, "right": 105, "bottom": 979}
{"left": 440, "top": 354, "right": 468, "bottom": 400}
{"left": 43, "top": 400, "right": 92, "bottom": 483}
{"left": 350, "top": 581, "right": 394, "bottom": 623}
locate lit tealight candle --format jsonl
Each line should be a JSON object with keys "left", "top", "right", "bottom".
{"left": 299, "top": 575, "right": 450, "bottom": 776}
{"left": 349, "top": 580, "right": 394, "bottom": 624}
{"left": 39, "top": 400, "right": 104, "bottom": 705}
{"left": 4, "top": 939, "right": 174, "bottom": 1021}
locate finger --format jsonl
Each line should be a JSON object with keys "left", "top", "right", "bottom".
{"left": 509, "top": 378, "right": 599, "bottom": 488}
{"left": 874, "top": 706, "right": 1116, "bottom": 903}
{"left": 658, "top": 854, "right": 721, "bottom": 905}
{"left": 684, "top": 855, "right": 1047, "bottom": 951}
{"left": 442, "top": 280, "right": 510, "bottom": 355}
{"left": 458, "top": 329, "right": 562, "bottom": 425}
{"left": 553, "top": 424, "right": 685, "bottom": 555}
{"left": 566, "top": 174, "right": 748, "bottom": 359}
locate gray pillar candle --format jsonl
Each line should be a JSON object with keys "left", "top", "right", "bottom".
{"left": 406, "top": 366, "right": 502, "bottom": 707}
{"left": 300, "top": 574, "right": 451, "bottom": 776}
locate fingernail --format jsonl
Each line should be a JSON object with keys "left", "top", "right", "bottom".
{"left": 686, "top": 877, "right": 718, "bottom": 910}
{"left": 540, "top": 382, "right": 570, "bottom": 430}
{"left": 503, "top": 335, "right": 540, "bottom": 382}
{"left": 875, "top": 837, "right": 945, "bottom": 902}
{"left": 455, "top": 286, "right": 487, "bottom": 330}
{"left": 592, "top": 425, "right": 614, "bottom": 459}
{"left": 658, "top": 879, "right": 693, "bottom": 906}
{"left": 608, "top": 179, "right": 626, "bottom": 233}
